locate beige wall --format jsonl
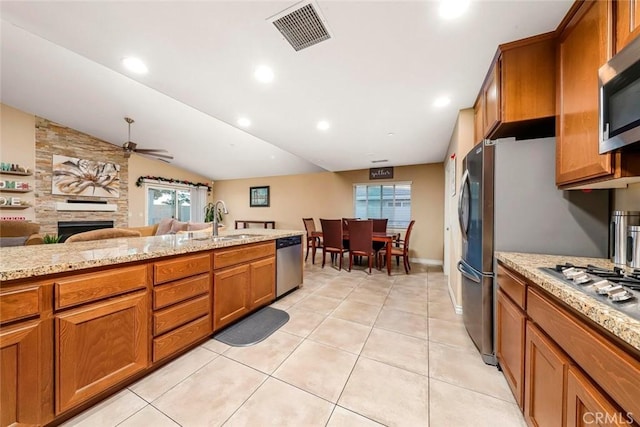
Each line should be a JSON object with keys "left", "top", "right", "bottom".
{"left": 212, "top": 163, "right": 445, "bottom": 262}
{"left": 127, "top": 154, "right": 213, "bottom": 227}
{"left": 0, "top": 105, "right": 36, "bottom": 221}
{"left": 613, "top": 183, "right": 640, "bottom": 211}
{"left": 444, "top": 109, "right": 475, "bottom": 309}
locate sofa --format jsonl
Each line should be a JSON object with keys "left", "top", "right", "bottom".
{"left": 0, "top": 220, "right": 44, "bottom": 247}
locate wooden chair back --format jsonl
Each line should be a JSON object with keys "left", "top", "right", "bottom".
{"left": 347, "top": 220, "right": 373, "bottom": 254}
{"left": 371, "top": 218, "right": 388, "bottom": 233}
{"left": 302, "top": 218, "right": 316, "bottom": 233}
{"left": 320, "top": 219, "right": 344, "bottom": 250}
{"left": 401, "top": 220, "right": 416, "bottom": 254}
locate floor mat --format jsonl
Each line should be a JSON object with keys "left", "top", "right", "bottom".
{"left": 214, "top": 306, "right": 290, "bottom": 347}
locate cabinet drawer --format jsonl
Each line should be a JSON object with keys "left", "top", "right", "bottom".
{"left": 527, "top": 288, "right": 640, "bottom": 419}
{"left": 497, "top": 264, "right": 526, "bottom": 309}
{"left": 154, "top": 253, "right": 211, "bottom": 285}
{"left": 153, "top": 295, "right": 210, "bottom": 336}
{"left": 213, "top": 242, "right": 275, "bottom": 270}
{"left": 153, "top": 315, "right": 211, "bottom": 362}
{"left": 153, "top": 274, "right": 210, "bottom": 310}
{"left": 0, "top": 287, "right": 40, "bottom": 324}
{"left": 55, "top": 265, "right": 147, "bottom": 310}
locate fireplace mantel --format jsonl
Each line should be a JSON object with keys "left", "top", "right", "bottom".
{"left": 55, "top": 202, "right": 117, "bottom": 212}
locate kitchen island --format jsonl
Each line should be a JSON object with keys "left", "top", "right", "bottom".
{"left": 495, "top": 252, "right": 639, "bottom": 427}
{"left": 0, "top": 229, "right": 304, "bottom": 426}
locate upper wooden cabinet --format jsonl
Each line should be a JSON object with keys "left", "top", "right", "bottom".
{"left": 615, "top": 0, "right": 640, "bottom": 53}
{"left": 556, "top": 0, "right": 640, "bottom": 188}
{"left": 474, "top": 33, "right": 556, "bottom": 143}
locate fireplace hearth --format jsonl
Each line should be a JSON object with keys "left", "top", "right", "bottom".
{"left": 57, "top": 221, "right": 114, "bottom": 242}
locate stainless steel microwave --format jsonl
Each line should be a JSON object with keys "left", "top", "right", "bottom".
{"left": 599, "top": 36, "right": 640, "bottom": 153}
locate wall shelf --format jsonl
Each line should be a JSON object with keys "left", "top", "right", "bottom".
{"left": 0, "top": 205, "right": 31, "bottom": 210}
{"left": 0, "top": 170, "right": 32, "bottom": 176}
{"left": 0, "top": 188, "right": 32, "bottom": 193}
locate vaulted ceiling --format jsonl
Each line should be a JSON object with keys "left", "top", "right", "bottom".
{"left": 0, "top": 1, "right": 573, "bottom": 180}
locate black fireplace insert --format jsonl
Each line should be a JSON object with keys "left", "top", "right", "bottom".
{"left": 57, "top": 221, "right": 114, "bottom": 242}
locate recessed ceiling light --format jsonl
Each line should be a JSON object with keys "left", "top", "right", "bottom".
{"left": 387, "top": 132, "right": 395, "bottom": 137}
{"left": 122, "top": 57, "right": 148, "bottom": 74}
{"left": 237, "top": 117, "right": 251, "bottom": 128}
{"left": 439, "top": 0, "right": 470, "bottom": 19}
{"left": 254, "top": 65, "right": 274, "bottom": 83}
{"left": 317, "top": 120, "right": 330, "bottom": 131}
{"left": 434, "top": 96, "right": 451, "bottom": 108}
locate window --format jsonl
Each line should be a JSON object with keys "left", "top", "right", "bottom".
{"left": 354, "top": 183, "right": 411, "bottom": 228}
{"left": 146, "top": 185, "right": 191, "bottom": 225}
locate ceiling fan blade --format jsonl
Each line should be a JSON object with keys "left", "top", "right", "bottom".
{"left": 145, "top": 153, "right": 174, "bottom": 159}
{"left": 134, "top": 148, "right": 169, "bottom": 153}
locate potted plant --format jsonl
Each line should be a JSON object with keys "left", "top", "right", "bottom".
{"left": 204, "top": 202, "right": 224, "bottom": 224}
{"left": 43, "top": 234, "right": 62, "bottom": 244}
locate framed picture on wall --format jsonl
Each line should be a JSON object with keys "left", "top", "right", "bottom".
{"left": 250, "top": 186, "right": 270, "bottom": 207}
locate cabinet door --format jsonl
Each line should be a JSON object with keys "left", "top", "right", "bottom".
{"left": 557, "top": 0, "right": 613, "bottom": 186}
{"left": 496, "top": 290, "right": 526, "bottom": 409}
{"left": 213, "top": 264, "right": 250, "bottom": 331}
{"left": 56, "top": 291, "right": 149, "bottom": 414}
{"left": 615, "top": 0, "right": 640, "bottom": 53}
{"left": 524, "top": 322, "right": 570, "bottom": 427}
{"left": 1, "top": 319, "right": 53, "bottom": 426}
{"left": 249, "top": 257, "right": 276, "bottom": 309}
{"left": 483, "top": 60, "right": 501, "bottom": 136}
{"left": 566, "top": 366, "right": 635, "bottom": 427}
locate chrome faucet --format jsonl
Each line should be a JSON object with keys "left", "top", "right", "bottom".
{"left": 212, "top": 200, "right": 229, "bottom": 237}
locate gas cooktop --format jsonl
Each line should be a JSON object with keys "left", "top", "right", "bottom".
{"left": 540, "top": 263, "right": 640, "bottom": 321}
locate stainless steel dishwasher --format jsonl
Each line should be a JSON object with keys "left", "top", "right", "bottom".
{"left": 276, "top": 235, "right": 303, "bottom": 298}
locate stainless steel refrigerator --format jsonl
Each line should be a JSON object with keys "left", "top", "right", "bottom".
{"left": 457, "top": 137, "right": 609, "bottom": 365}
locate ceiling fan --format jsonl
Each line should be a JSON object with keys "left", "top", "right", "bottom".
{"left": 122, "top": 117, "right": 174, "bottom": 162}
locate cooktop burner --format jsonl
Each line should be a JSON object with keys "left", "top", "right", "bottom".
{"left": 540, "top": 263, "right": 640, "bottom": 321}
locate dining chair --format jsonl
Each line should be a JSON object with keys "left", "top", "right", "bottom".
{"left": 320, "top": 219, "right": 348, "bottom": 270}
{"left": 341, "top": 218, "right": 357, "bottom": 250}
{"left": 302, "top": 218, "right": 322, "bottom": 262}
{"left": 371, "top": 218, "right": 388, "bottom": 252}
{"left": 347, "top": 219, "right": 375, "bottom": 274}
{"left": 377, "top": 220, "right": 415, "bottom": 274}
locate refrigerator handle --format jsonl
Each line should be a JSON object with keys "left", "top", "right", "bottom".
{"left": 458, "top": 169, "right": 470, "bottom": 240}
{"left": 457, "top": 260, "right": 481, "bottom": 283}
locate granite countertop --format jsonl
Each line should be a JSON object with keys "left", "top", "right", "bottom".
{"left": 0, "top": 229, "right": 304, "bottom": 282}
{"left": 496, "top": 252, "right": 640, "bottom": 353}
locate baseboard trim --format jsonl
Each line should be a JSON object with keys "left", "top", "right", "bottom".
{"left": 446, "top": 280, "right": 463, "bottom": 315}
{"left": 409, "top": 258, "right": 443, "bottom": 266}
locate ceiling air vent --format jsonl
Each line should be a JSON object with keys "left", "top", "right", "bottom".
{"left": 268, "top": 1, "right": 332, "bottom": 51}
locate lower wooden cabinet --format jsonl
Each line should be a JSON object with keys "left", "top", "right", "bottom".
{"left": 0, "top": 318, "right": 53, "bottom": 427}
{"left": 213, "top": 249, "right": 276, "bottom": 332}
{"left": 249, "top": 257, "right": 276, "bottom": 308}
{"left": 496, "top": 289, "right": 526, "bottom": 409}
{"left": 566, "top": 366, "right": 634, "bottom": 427}
{"left": 524, "top": 321, "right": 570, "bottom": 427}
{"left": 55, "top": 291, "right": 149, "bottom": 414}
{"left": 213, "top": 264, "right": 251, "bottom": 330}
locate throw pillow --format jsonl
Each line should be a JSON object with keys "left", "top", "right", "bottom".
{"left": 170, "top": 220, "right": 189, "bottom": 234}
{"left": 155, "top": 218, "right": 175, "bottom": 236}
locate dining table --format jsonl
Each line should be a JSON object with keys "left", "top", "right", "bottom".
{"left": 310, "top": 231, "right": 400, "bottom": 275}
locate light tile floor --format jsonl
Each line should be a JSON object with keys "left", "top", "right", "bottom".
{"left": 62, "top": 258, "right": 527, "bottom": 427}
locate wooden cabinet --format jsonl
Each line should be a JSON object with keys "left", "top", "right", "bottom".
{"left": 556, "top": 0, "right": 640, "bottom": 188}
{"left": 1, "top": 280, "right": 54, "bottom": 427}
{"left": 566, "top": 366, "right": 634, "bottom": 427}
{"left": 53, "top": 264, "right": 151, "bottom": 414}
{"left": 473, "top": 33, "right": 556, "bottom": 143}
{"left": 55, "top": 291, "right": 149, "bottom": 414}
{"left": 213, "top": 242, "right": 276, "bottom": 331}
{"left": 524, "top": 321, "right": 570, "bottom": 427}
{"left": 152, "top": 255, "right": 212, "bottom": 363}
{"left": 496, "top": 290, "right": 526, "bottom": 409}
{"left": 615, "top": 0, "right": 640, "bottom": 53}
